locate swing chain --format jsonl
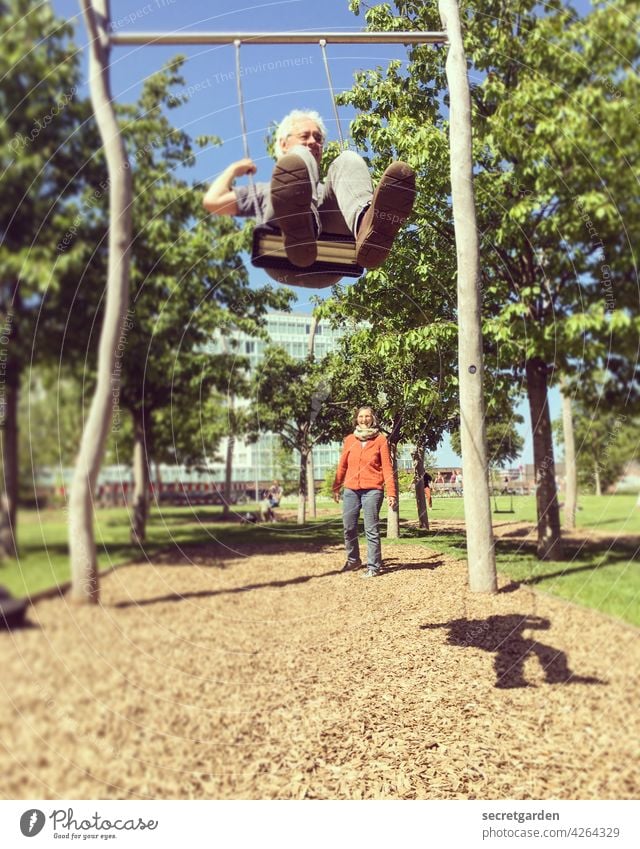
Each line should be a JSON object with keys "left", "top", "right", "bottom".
{"left": 234, "top": 39, "right": 263, "bottom": 224}
{"left": 319, "top": 39, "right": 348, "bottom": 150}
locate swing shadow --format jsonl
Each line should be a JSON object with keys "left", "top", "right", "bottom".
{"left": 112, "top": 566, "right": 345, "bottom": 609}
{"left": 144, "top": 526, "right": 349, "bottom": 569}
{"left": 421, "top": 614, "right": 606, "bottom": 689}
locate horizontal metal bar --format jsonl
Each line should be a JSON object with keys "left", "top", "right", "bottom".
{"left": 109, "top": 31, "right": 447, "bottom": 46}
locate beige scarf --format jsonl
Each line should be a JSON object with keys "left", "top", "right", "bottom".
{"left": 353, "top": 425, "right": 379, "bottom": 441}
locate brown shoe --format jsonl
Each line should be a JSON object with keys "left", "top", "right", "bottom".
{"left": 270, "top": 153, "right": 318, "bottom": 267}
{"left": 355, "top": 161, "right": 416, "bottom": 268}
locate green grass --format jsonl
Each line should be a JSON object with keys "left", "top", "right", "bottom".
{"left": 3, "top": 504, "right": 239, "bottom": 598}
{"left": 419, "top": 492, "right": 640, "bottom": 533}
{"left": 1, "top": 494, "right": 638, "bottom": 627}
{"left": 392, "top": 493, "right": 640, "bottom": 627}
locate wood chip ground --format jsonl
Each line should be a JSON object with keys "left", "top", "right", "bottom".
{"left": 1, "top": 519, "right": 638, "bottom": 799}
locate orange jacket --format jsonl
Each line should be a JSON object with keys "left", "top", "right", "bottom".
{"left": 333, "top": 433, "right": 397, "bottom": 497}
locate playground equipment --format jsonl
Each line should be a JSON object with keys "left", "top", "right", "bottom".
{"left": 70, "top": 1, "right": 497, "bottom": 602}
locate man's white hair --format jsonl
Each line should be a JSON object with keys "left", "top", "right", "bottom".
{"left": 275, "top": 109, "right": 327, "bottom": 158}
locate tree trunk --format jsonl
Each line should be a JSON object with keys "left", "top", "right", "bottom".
{"left": 561, "top": 384, "right": 577, "bottom": 529}
{"left": 154, "top": 460, "right": 162, "bottom": 506}
{"left": 306, "top": 450, "right": 316, "bottom": 519}
{"left": 386, "top": 438, "right": 400, "bottom": 539}
{"left": 220, "top": 336, "right": 236, "bottom": 520}
{"left": 297, "top": 447, "right": 308, "bottom": 525}
{"left": 439, "top": 0, "right": 496, "bottom": 592}
{"left": 412, "top": 445, "right": 429, "bottom": 530}
{"left": 222, "top": 433, "right": 234, "bottom": 520}
{"left": 0, "top": 350, "right": 19, "bottom": 559}
{"left": 306, "top": 316, "right": 318, "bottom": 519}
{"left": 594, "top": 462, "right": 602, "bottom": 497}
{"left": 130, "top": 410, "right": 149, "bottom": 545}
{"left": 526, "top": 357, "right": 563, "bottom": 560}
{"left": 69, "top": 1, "right": 132, "bottom": 603}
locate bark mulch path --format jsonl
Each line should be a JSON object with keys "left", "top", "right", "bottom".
{"left": 1, "top": 524, "right": 638, "bottom": 800}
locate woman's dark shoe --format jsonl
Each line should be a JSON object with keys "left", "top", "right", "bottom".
{"left": 342, "top": 559, "right": 362, "bottom": 572}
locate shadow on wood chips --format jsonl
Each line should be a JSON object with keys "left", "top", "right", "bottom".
{"left": 0, "top": 524, "right": 638, "bottom": 800}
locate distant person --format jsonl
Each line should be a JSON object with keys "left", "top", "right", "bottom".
{"left": 260, "top": 491, "right": 275, "bottom": 523}
{"left": 333, "top": 406, "right": 397, "bottom": 578}
{"left": 423, "top": 471, "right": 433, "bottom": 508}
{"left": 268, "top": 480, "right": 283, "bottom": 508}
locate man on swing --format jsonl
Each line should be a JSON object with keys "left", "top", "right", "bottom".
{"left": 203, "top": 109, "right": 416, "bottom": 269}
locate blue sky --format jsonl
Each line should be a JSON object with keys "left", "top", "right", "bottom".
{"left": 49, "top": 0, "right": 598, "bottom": 465}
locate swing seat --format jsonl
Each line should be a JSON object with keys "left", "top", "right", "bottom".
{"left": 252, "top": 225, "right": 363, "bottom": 289}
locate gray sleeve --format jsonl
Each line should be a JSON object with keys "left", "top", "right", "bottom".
{"left": 234, "top": 181, "right": 269, "bottom": 219}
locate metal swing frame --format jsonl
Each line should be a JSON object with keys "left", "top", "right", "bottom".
{"left": 98, "top": 12, "right": 499, "bottom": 594}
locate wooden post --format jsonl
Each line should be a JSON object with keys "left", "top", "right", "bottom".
{"left": 130, "top": 410, "right": 150, "bottom": 544}
{"left": 69, "top": 0, "right": 132, "bottom": 602}
{"left": 561, "top": 381, "right": 577, "bottom": 529}
{"left": 439, "top": 0, "right": 496, "bottom": 592}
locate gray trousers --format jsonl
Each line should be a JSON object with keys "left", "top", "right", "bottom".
{"left": 264, "top": 145, "right": 373, "bottom": 237}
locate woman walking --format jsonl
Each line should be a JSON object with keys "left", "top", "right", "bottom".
{"left": 333, "top": 407, "right": 397, "bottom": 578}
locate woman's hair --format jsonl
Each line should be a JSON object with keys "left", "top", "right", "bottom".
{"left": 353, "top": 406, "right": 378, "bottom": 427}
{"left": 275, "top": 109, "right": 327, "bottom": 158}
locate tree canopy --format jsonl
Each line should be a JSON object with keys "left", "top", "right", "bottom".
{"left": 335, "top": 0, "right": 639, "bottom": 557}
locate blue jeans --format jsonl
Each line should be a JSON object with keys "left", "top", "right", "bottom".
{"left": 342, "top": 488, "right": 385, "bottom": 570}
